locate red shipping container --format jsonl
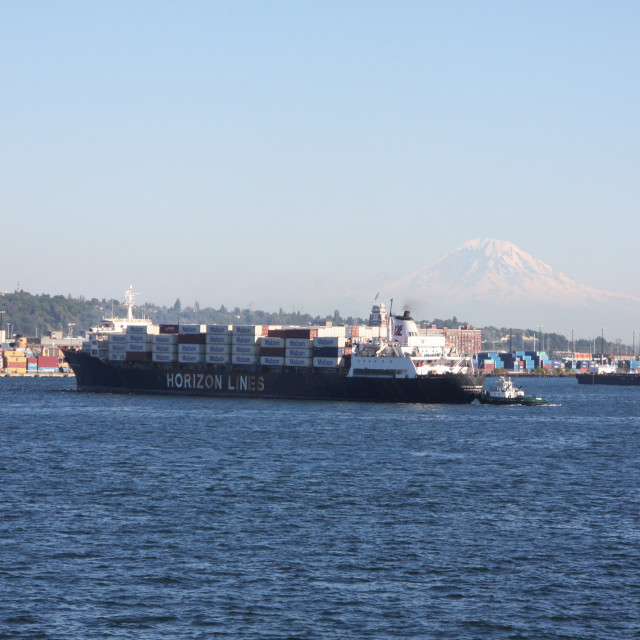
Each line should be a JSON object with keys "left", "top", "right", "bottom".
{"left": 260, "top": 347, "right": 286, "bottom": 357}
{"left": 125, "top": 352, "right": 152, "bottom": 362}
{"left": 159, "top": 324, "right": 180, "bottom": 334}
{"left": 38, "top": 356, "right": 60, "bottom": 367}
{"left": 178, "top": 334, "right": 207, "bottom": 345}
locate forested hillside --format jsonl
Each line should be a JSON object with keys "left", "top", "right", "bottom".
{"left": 0, "top": 289, "right": 626, "bottom": 355}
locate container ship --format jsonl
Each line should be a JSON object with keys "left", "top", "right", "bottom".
{"left": 63, "top": 293, "right": 483, "bottom": 404}
{"left": 576, "top": 373, "right": 640, "bottom": 386}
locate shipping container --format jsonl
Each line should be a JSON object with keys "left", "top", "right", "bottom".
{"left": 233, "top": 325, "right": 268, "bottom": 336}
{"left": 108, "top": 343, "right": 127, "bottom": 353}
{"left": 268, "top": 328, "right": 318, "bottom": 339}
{"left": 205, "top": 354, "right": 230, "bottom": 364}
{"left": 127, "top": 324, "right": 158, "bottom": 335}
{"left": 231, "top": 354, "right": 259, "bottom": 365}
{"left": 260, "top": 336, "right": 285, "bottom": 349}
{"left": 259, "top": 346, "right": 286, "bottom": 357}
{"left": 178, "top": 343, "right": 205, "bottom": 354}
{"left": 206, "top": 334, "right": 232, "bottom": 345}
{"left": 315, "top": 336, "right": 346, "bottom": 348}
{"left": 232, "top": 344, "right": 259, "bottom": 355}
{"left": 313, "top": 346, "right": 343, "bottom": 357}
{"left": 152, "top": 334, "right": 178, "bottom": 345}
{"left": 260, "top": 356, "right": 285, "bottom": 366}
{"left": 37, "top": 367, "right": 59, "bottom": 373}
{"left": 178, "top": 353, "right": 205, "bottom": 364}
{"left": 152, "top": 352, "right": 176, "bottom": 363}
{"left": 125, "top": 352, "right": 152, "bottom": 363}
{"left": 313, "top": 357, "right": 343, "bottom": 368}
{"left": 178, "top": 334, "right": 207, "bottom": 345}
{"left": 206, "top": 344, "right": 231, "bottom": 355}
{"left": 126, "top": 333, "right": 152, "bottom": 344}
{"left": 108, "top": 353, "right": 127, "bottom": 362}
{"left": 286, "top": 347, "right": 312, "bottom": 358}
{"left": 285, "top": 338, "right": 312, "bottom": 348}
{"left": 178, "top": 324, "right": 205, "bottom": 334}
{"left": 126, "top": 343, "right": 151, "bottom": 353}
{"left": 285, "top": 356, "right": 312, "bottom": 367}
{"left": 159, "top": 324, "right": 180, "bottom": 334}
{"left": 152, "top": 343, "right": 178, "bottom": 354}
{"left": 37, "top": 356, "right": 59, "bottom": 368}
{"left": 231, "top": 334, "right": 260, "bottom": 346}
{"left": 206, "top": 324, "right": 232, "bottom": 335}
{"left": 108, "top": 334, "right": 128, "bottom": 343}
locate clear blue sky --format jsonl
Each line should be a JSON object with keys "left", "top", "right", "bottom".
{"left": 2, "top": 1, "right": 638, "bottom": 317}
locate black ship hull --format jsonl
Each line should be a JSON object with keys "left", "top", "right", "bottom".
{"left": 63, "top": 349, "right": 483, "bottom": 404}
{"left": 576, "top": 373, "right": 640, "bottom": 386}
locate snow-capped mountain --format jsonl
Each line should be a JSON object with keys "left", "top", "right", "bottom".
{"left": 374, "top": 238, "right": 640, "bottom": 336}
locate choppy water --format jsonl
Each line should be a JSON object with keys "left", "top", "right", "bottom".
{"left": 1, "top": 377, "right": 638, "bottom": 639}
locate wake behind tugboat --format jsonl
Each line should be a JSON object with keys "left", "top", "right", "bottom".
{"left": 63, "top": 290, "right": 483, "bottom": 404}
{"left": 479, "top": 376, "right": 549, "bottom": 406}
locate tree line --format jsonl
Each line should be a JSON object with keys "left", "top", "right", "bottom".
{"left": 0, "top": 290, "right": 633, "bottom": 354}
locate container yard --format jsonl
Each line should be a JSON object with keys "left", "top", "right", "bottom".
{"left": 0, "top": 348, "right": 71, "bottom": 376}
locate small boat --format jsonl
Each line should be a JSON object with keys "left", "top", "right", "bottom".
{"left": 478, "top": 376, "right": 549, "bottom": 405}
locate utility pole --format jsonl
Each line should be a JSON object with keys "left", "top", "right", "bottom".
{"left": 571, "top": 328, "right": 575, "bottom": 358}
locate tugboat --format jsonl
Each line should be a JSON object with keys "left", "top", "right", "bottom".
{"left": 478, "top": 376, "right": 549, "bottom": 406}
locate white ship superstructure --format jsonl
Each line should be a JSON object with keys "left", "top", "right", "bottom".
{"left": 347, "top": 310, "right": 474, "bottom": 378}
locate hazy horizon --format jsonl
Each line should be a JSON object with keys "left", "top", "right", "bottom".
{"left": 2, "top": 2, "right": 639, "bottom": 337}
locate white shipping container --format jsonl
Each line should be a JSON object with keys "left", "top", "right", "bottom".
{"left": 206, "top": 324, "right": 232, "bottom": 335}
{"left": 108, "top": 353, "right": 127, "bottom": 361}
{"left": 108, "top": 343, "right": 127, "bottom": 353}
{"left": 286, "top": 347, "right": 312, "bottom": 358}
{"left": 285, "top": 356, "right": 312, "bottom": 367}
{"left": 178, "top": 352, "right": 205, "bottom": 364}
{"left": 232, "top": 334, "right": 260, "bottom": 345}
{"left": 178, "top": 343, "right": 205, "bottom": 354}
{"left": 233, "top": 325, "right": 266, "bottom": 336}
{"left": 261, "top": 336, "right": 285, "bottom": 348}
{"left": 178, "top": 324, "right": 205, "bottom": 334}
{"left": 232, "top": 344, "right": 259, "bottom": 355}
{"left": 231, "top": 354, "right": 259, "bottom": 365}
{"left": 152, "top": 352, "right": 176, "bottom": 363}
{"left": 108, "top": 334, "right": 128, "bottom": 344}
{"left": 126, "top": 324, "right": 149, "bottom": 334}
{"left": 285, "top": 338, "right": 312, "bottom": 348}
{"left": 205, "top": 353, "right": 230, "bottom": 364}
{"left": 126, "top": 343, "right": 151, "bottom": 353}
{"left": 260, "top": 356, "right": 285, "bottom": 366}
{"left": 206, "top": 344, "right": 231, "bottom": 354}
{"left": 152, "top": 343, "right": 178, "bottom": 354}
{"left": 152, "top": 334, "right": 178, "bottom": 345}
{"left": 313, "top": 357, "right": 344, "bottom": 368}
{"left": 315, "top": 336, "right": 346, "bottom": 348}
{"left": 206, "top": 334, "right": 232, "bottom": 345}
{"left": 126, "top": 333, "right": 153, "bottom": 344}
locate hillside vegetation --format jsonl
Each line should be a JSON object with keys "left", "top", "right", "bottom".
{"left": 0, "top": 290, "right": 627, "bottom": 354}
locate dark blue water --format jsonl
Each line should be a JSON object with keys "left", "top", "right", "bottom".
{"left": 1, "top": 377, "right": 638, "bottom": 639}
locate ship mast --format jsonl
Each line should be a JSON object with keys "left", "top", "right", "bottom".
{"left": 123, "top": 285, "right": 138, "bottom": 323}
